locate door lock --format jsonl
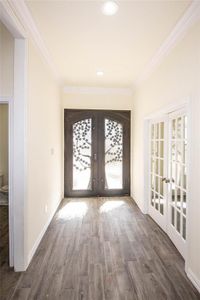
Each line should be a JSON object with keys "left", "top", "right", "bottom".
{"left": 93, "top": 153, "right": 97, "bottom": 161}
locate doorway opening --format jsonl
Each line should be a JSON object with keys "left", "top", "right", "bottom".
{"left": 0, "top": 104, "right": 9, "bottom": 270}
{"left": 64, "top": 110, "right": 130, "bottom": 197}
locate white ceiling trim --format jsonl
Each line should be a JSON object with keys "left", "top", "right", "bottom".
{"left": 64, "top": 86, "right": 133, "bottom": 96}
{"left": 0, "top": 1, "right": 26, "bottom": 38}
{"left": 134, "top": 0, "right": 200, "bottom": 86}
{"left": 5, "top": 0, "right": 59, "bottom": 79}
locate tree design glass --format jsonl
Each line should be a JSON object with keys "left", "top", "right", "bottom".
{"left": 73, "top": 118, "right": 92, "bottom": 190}
{"left": 105, "top": 118, "right": 123, "bottom": 189}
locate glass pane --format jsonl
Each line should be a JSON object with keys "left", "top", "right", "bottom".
{"left": 176, "top": 163, "right": 181, "bottom": 187}
{"left": 176, "top": 210, "right": 181, "bottom": 233}
{"left": 151, "top": 157, "right": 155, "bottom": 173}
{"left": 73, "top": 119, "right": 92, "bottom": 190}
{"left": 160, "top": 177, "right": 164, "bottom": 197}
{"left": 155, "top": 159, "right": 159, "bottom": 175}
{"left": 183, "top": 166, "right": 187, "bottom": 189}
{"left": 171, "top": 142, "right": 176, "bottom": 161}
{"left": 177, "top": 142, "right": 182, "bottom": 163}
{"left": 151, "top": 191, "right": 154, "bottom": 207}
{"left": 183, "top": 142, "right": 187, "bottom": 164}
{"left": 172, "top": 119, "right": 176, "bottom": 139}
{"left": 151, "top": 141, "right": 155, "bottom": 156}
{"left": 151, "top": 173, "right": 155, "bottom": 190}
{"left": 160, "top": 141, "right": 164, "bottom": 158}
{"left": 160, "top": 197, "right": 164, "bottom": 215}
{"left": 183, "top": 116, "right": 187, "bottom": 139}
{"left": 182, "top": 190, "right": 187, "bottom": 215}
{"left": 155, "top": 141, "right": 159, "bottom": 157}
{"left": 105, "top": 119, "right": 123, "bottom": 189}
{"left": 171, "top": 161, "right": 176, "bottom": 184}
{"left": 171, "top": 206, "right": 175, "bottom": 226}
{"left": 172, "top": 187, "right": 175, "bottom": 204}
{"left": 160, "top": 122, "right": 164, "bottom": 139}
{"left": 176, "top": 188, "right": 181, "bottom": 209}
{"left": 160, "top": 159, "right": 164, "bottom": 177}
{"left": 155, "top": 194, "right": 159, "bottom": 210}
{"left": 156, "top": 123, "right": 159, "bottom": 139}
{"left": 177, "top": 117, "right": 182, "bottom": 139}
{"left": 151, "top": 124, "right": 154, "bottom": 139}
{"left": 182, "top": 217, "right": 186, "bottom": 240}
{"left": 155, "top": 176, "right": 159, "bottom": 193}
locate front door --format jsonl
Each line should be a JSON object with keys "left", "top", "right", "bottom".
{"left": 64, "top": 110, "right": 130, "bottom": 197}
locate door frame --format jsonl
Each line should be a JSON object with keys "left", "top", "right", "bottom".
{"left": 64, "top": 109, "right": 131, "bottom": 197}
{"left": 143, "top": 99, "right": 191, "bottom": 271}
{"left": 0, "top": 4, "right": 28, "bottom": 271}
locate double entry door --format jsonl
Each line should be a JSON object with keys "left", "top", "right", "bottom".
{"left": 64, "top": 110, "right": 130, "bottom": 197}
{"left": 149, "top": 109, "right": 187, "bottom": 258}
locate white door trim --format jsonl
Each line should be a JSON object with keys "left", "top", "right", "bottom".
{"left": 0, "top": 6, "right": 28, "bottom": 271}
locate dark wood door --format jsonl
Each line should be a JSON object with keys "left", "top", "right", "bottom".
{"left": 64, "top": 109, "right": 130, "bottom": 197}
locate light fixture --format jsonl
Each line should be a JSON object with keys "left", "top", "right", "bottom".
{"left": 102, "top": 1, "right": 118, "bottom": 16}
{"left": 96, "top": 70, "right": 104, "bottom": 76}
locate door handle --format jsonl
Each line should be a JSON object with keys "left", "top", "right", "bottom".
{"left": 162, "top": 177, "right": 170, "bottom": 183}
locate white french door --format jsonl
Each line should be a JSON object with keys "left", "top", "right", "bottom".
{"left": 149, "top": 117, "right": 168, "bottom": 232}
{"left": 149, "top": 109, "right": 187, "bottom": 258}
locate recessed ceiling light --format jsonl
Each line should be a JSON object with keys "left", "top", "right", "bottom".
{"left": 102, "top": 1, "right": 118, "bottom": 16}
{"left": 96, "top": 70, "right": 104, "bottom": 76}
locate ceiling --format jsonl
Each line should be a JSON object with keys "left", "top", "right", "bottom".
{"left": 26, "top": 0, "right": 190, "bottom": 88}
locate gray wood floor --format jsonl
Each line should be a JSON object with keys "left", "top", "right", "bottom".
{"left": 1, "top": 197, "right": 200, "bottom": 300}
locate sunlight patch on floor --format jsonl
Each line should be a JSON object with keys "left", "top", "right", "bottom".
{"left": 100, "top": 200, "right": 125, "bottom": 213}
{"left": 57, "top": 202, "right": 88, "bottom": 220}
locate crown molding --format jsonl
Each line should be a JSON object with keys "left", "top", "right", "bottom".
{"left": 2, "top": 0, "right": 59, "bottom": 80}
{"left": 0, "top": 1, "right": 26, "bottom": 38}
{"left": 134, "top": 0, "right": 200, "bottom": 86}
{"left": 64, "top": 86, "right": 133, "bottom": 96}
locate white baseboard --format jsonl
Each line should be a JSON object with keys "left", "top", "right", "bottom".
{"left": 131, "top": 194, "right": 147, "bottom": 214}
{"left": 26, "top": 197, "right": 62, "bottom": 268}
{"left": 187, "top": 268, "right": 200, "bottom": 293}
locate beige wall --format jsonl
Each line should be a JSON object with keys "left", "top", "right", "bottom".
{"left": 132, "top": 20, "right": 200, "bottom": 282}
{"left": 62, "top": 92, "right": 133, "bottom": 110}
{"left": 0, "top": 21, "right": 14, "bottom": 97}
{"left": 26, "top": 40, "right": 62, "bottom": 259}
{"left": 0, "top": 104, "right": 8, "bottom": 186}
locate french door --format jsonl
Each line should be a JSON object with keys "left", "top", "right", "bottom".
{"left": 149, "top": 109, "right": 187, "bottom": 258}
{"left": 64, "top": 110, "right": 130, "bottom": 197}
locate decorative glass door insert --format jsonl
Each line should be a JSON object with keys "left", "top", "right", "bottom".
{"left": 105, "top": 118, "right": 123, "bottom": 189}
{"left": 73, "top": 118, "right": 92, "bottom": 190}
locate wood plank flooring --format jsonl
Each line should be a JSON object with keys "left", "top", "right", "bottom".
{"left": 1, "top": 197, "right": 200, "bottom": 300}
{"left": 0, "top": 206, "right": 21, "bottom": 299}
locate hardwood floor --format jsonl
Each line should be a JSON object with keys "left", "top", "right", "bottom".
{"left": 0, "top": 206, "right": 21, "bottom": 299}
{"left": 1, "top": 197, "right": 200, "bottom": 300}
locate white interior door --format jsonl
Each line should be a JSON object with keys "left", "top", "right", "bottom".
{"left": 149, "top": 109, "right": 187, "bottom": 259}
{"left": 167, "top": 110, "right": 187, "bottom": 258}
{"left": 149, "top": 117, "right": 168, "bottom": 231}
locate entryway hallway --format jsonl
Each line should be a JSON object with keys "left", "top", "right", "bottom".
{"left": 3, "top": 197, "right": 199, "bottom": 300}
